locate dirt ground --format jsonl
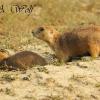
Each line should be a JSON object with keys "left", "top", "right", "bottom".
{"left": 0, "top": 43, "right": 100, "bottom": 100}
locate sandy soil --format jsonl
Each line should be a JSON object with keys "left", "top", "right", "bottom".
{"left": 0, "top": 44, "right": 100, "bottom": 100}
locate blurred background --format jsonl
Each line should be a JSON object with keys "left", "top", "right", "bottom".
{"left": 0, "top": 0, "right": 100, "bottom": 52}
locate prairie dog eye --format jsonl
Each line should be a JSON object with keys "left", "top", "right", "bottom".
{"left": 38, "top": 27, "right": 44, "bottom": 32}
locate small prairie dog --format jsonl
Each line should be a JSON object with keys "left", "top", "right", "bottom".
{"left": 0, "top": 51, "right": 47, "bottom": 70}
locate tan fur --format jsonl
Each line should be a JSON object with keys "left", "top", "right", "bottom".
{"left": 0, "top": 50, "right": 9, "bottom": 61}
{"left": 32, "top": 25, "right": 100, "bottom": 62}
{"left": 0, "top": 51, "right": 47, "bottom": 70}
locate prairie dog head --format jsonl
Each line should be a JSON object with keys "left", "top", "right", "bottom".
{"left": 32, "top": 26, "right": 60, "bottom": 44}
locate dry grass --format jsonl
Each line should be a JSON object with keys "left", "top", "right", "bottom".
{"left": 0, "top": 0, "right": 100, "bottom": 50}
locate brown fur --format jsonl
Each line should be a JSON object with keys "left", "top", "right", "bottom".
{"left": 0, "top": 51, "right": 47, "bottom": 70}
{"left": 0, "top": 50, "right": 9, "bottom": 61}
{"left": 32, "top": 25, "right": 100, "bottom": 62}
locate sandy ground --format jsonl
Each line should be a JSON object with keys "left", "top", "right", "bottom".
{"left": 0, "top": 43, "right": 100, "bottom": 100}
